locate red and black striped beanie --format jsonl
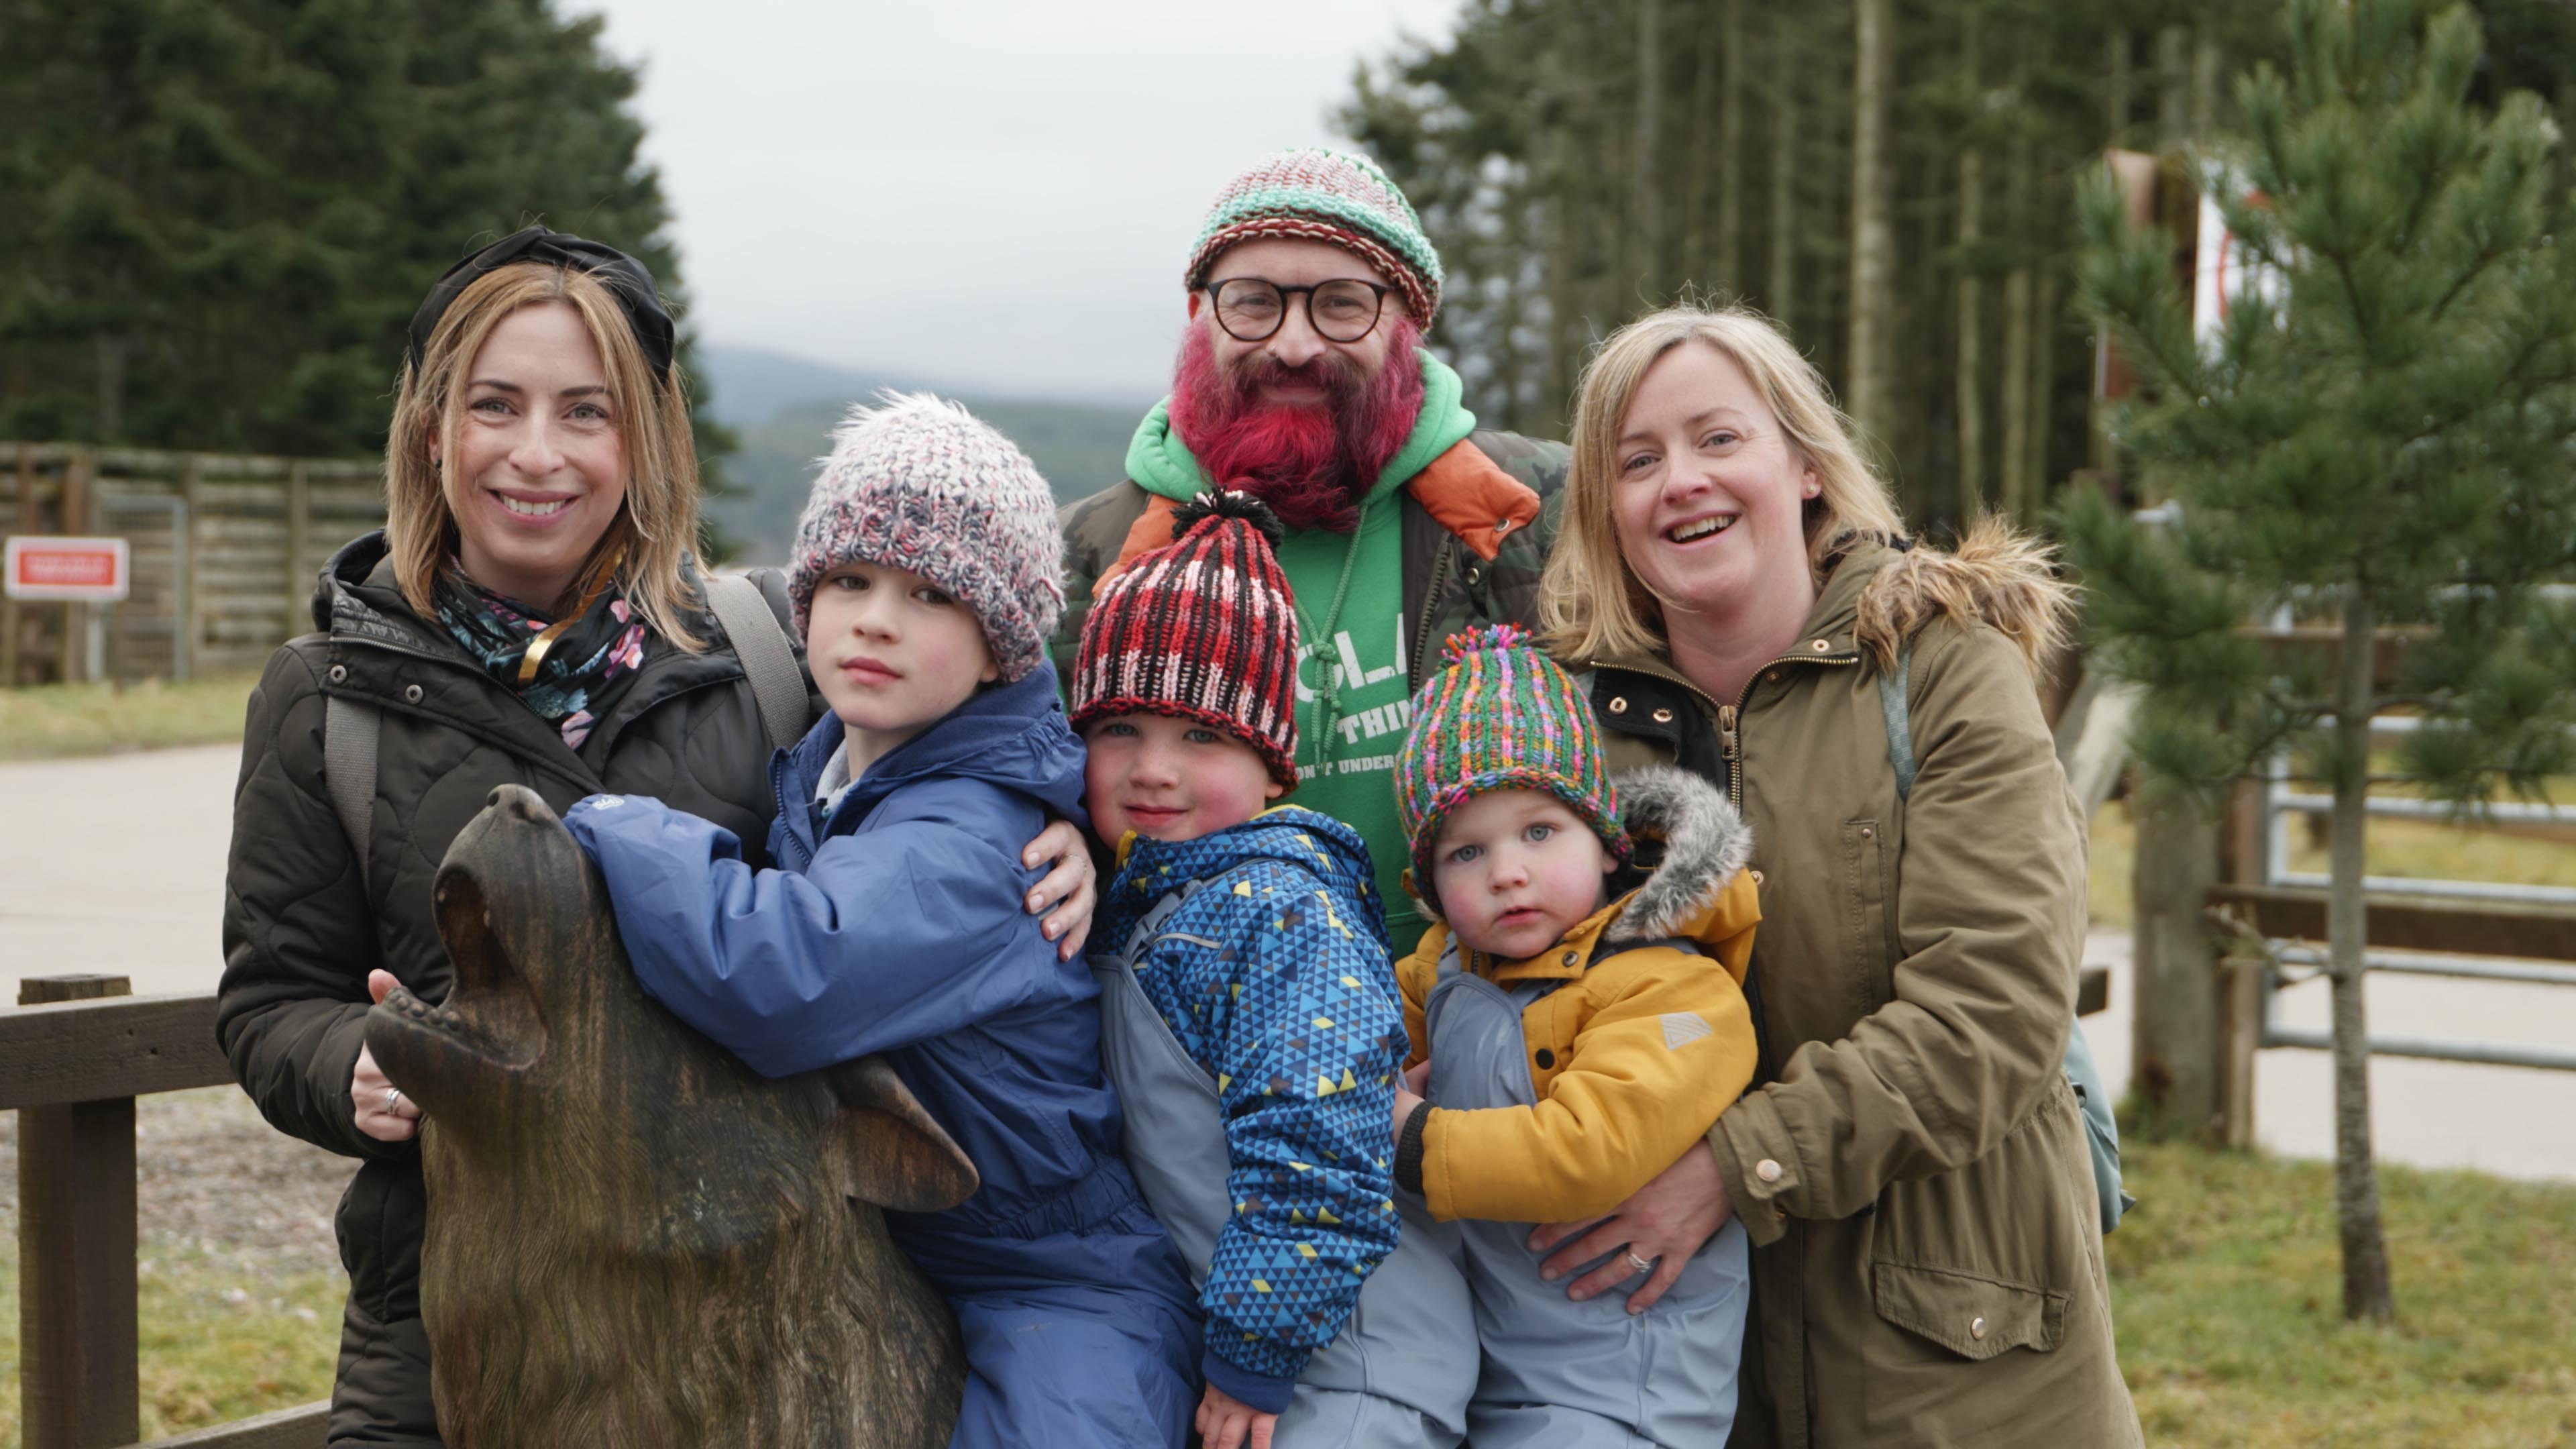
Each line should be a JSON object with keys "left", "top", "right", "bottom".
{"left": 1069, "top": 491, "right": 1300, "bottom": 791}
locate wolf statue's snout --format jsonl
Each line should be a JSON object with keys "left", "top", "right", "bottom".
{"left": 364, "top": 790, "right": 973, "bottom": 1446}
{"left": 486, "top": 782, "right": 555, "bottom": 823}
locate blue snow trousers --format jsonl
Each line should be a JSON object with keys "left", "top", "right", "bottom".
{"left": 894, "top": 1179, "right": 1202, "bottom": 1449}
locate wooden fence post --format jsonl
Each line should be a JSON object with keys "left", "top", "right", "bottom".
{"left": 61, "top": 450, "right": 92, "bottom": 685}
{"left": 176, "top": 456, "right": 201, "bottom": 683}
{"left": 2218, "top": 955, "right": 2266, "bottom": 1150}
{"left": 284, "top": 462, "right": 309, "bottom": 643}
{"left": 17, "top": 973, "right": 141, "bottom": 1449}
{"left": 3, "top": 443, "right": 31, "bottom": 685}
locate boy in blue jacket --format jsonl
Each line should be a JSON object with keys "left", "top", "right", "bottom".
{"left": 1075, "top": 493, "right": 1475, "bottom": 1449}
{"left": 566, "top": 394, "right": 1200, "bottom": 1448}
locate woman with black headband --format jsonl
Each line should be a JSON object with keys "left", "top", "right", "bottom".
{"left": 212, "top": 227, "right": 1102, "bottom": 1443}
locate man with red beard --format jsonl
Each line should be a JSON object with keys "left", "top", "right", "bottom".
{"left": 1056, "top": 148, "right": 1568, "bottom": 953}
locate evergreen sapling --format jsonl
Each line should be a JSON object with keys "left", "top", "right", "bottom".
{"left": 2065, "top": 0, "right": 2576, "bottom": 1324}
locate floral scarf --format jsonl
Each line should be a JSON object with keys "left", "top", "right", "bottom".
{"left": 433, "top": 570, "right": 651, "bottom": 751}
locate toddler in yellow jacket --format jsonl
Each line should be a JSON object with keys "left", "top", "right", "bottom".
{"left": 1387, "top": 625, "right": 1760, "bottom": 1448}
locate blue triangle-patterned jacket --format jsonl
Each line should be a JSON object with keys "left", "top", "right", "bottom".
{"left": 1097, "top": 807, "right": 1408, "bottom": 1407}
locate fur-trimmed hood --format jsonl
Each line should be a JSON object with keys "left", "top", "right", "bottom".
{"left": 1609, "top": 763, "right": 1755, "bottom": 941}
{"left": 1849, "top": 515, "right": 2074, "bottom": 674}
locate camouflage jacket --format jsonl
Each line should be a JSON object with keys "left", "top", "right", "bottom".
{"left": 1051, "top": 427, "right": 1570, "bottom": 695}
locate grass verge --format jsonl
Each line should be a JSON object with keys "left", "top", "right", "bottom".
{"left": 0, "top": 674, "right": 258, "bottom": 760}
{"left": 0, "top": 1238, "right": 341, "bottom": 1446}
{"left": 2110, "top": 1139, "right": 2576, "bottom": 1446}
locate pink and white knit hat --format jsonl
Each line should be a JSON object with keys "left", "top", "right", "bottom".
{"left": 1183, "top": 148, "right": 1444, "bottom": 329}
{"left": 787, "top": 393, "right": 1064, "bottom": 682}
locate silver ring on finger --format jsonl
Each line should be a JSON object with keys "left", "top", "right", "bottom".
{"left": 384, "top": 1087, "right": 403, "bottom": 1114}
{"left": 1624, "top": 1249, "right": 1656, "bottom": 1277}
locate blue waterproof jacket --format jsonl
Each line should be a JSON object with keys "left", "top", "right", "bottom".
{"left": 1097, "top": 809, "right": 1405, "bottom": 1408}
{"left": 564, "top": 665, "right": 1129, "bottom": 1239}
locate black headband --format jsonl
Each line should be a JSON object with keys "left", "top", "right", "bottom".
{"left": 406, "top": 225, "right": 676, "bottom": 381}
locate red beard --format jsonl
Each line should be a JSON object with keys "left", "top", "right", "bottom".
{"left": 1168, "top": 317, "right": 1426, "bottom": 534}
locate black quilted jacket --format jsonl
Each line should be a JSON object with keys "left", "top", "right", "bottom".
{"left": 215, "top": 531, "right": 812, "bottom": 1441}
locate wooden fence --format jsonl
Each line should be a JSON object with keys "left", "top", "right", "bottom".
{"left": 4, "top": 974, "right": 327, "bottom": 1449}
{"left": 2113, "top": 623, "right": 2576, "bottom": 1143}
{"left": 1, "top": 443, "right": 384, "bottom": 687}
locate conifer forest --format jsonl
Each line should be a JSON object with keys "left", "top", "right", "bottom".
{"left": 1341, "top": 0, "right": 2576, "bottom": 534}
{"left": 0, "top": 0, "right": 733, "bottom": 467}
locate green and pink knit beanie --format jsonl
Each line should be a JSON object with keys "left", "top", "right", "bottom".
{"left": 1183, "top": 148, "right": 1444, "bottom": 329}
{"left": 787, "top": 393, "right": 1064, "bottom": 682}
{"left": 1395, "top": 624, "right": 1629, "bottom": 896}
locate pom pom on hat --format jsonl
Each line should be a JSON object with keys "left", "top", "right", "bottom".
{"left": 1395, "top": 624, "right": 1629, "bottom": 905}
{"left": 1170, "top": 488, "right": 1287, "bottom": 550}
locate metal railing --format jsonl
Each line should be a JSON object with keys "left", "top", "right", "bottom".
{"left": 2253, "top": 706, "right": 2576, "bottom": 906}
{"left": 2226, "top": 696, "right": 2576, "bottom": 1073}
{"left": 2259, "top": 950, "right": 2576, "bottom": 1073}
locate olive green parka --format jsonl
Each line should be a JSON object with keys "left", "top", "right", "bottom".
{"left": 1581, "top": 532, "right": 2142, "bottom": 1449}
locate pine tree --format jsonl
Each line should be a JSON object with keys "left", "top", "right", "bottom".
{"left": 2066, "top": 0, "right": 2576, "bottom": 1322}
{"left": 0, "top": 0, "right": 733, "bottom": 515}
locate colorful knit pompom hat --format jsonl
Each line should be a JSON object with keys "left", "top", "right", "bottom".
{"left": 786, "top": 392, "right": 1065, "bottom": 683}
{"left": 1069, "top": 491, "right": 1301, "bottom": 791}
{"left": 1183, "top": 148, "right": 1444, "bottom": 330}
{"left": 1395, "top": 624, "right": 1629, "bottom": 899}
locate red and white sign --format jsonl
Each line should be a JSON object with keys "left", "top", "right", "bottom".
{"left": 5, "top": 535, "right": 131, "bottom": 602}
{"left": 2192, "top": 174, "right": 2288, "bottom": 346}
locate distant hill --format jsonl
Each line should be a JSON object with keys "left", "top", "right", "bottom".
{"left": 696, "top": 345, "right": 1151, "bottom": 564}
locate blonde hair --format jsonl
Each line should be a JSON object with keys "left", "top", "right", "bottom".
{"left": 1538, "top": 304, "right": 1904, "bottom": 663}
{"left": 384, "top": 261, "right": 706, "bottom": 649}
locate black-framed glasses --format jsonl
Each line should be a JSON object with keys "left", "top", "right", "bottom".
{"left": 1205, "top": 277, "right": 1391, "bottom": 343}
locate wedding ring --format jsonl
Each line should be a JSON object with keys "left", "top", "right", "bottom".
{"left": 384, "top": 1088, "right": 404, "bottom": 1114}
{"left": 1624, "top": 1250, "right": 1656, "bottom": 1277}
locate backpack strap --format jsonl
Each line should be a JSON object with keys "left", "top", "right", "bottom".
{"left": 323, "top": 692, "right": 379, "bottom": 881}
{"left": 1878, "top": 640, "right": 1919, "bottom": 802}
{"left": 1872, "top": 635, "right": 2130, "bottom": 1233}
{"left": 703, "top": 572, "right": 810, "bottom": 753}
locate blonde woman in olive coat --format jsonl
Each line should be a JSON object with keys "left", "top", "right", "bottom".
{"left": 1523, "top": 304, "right": 2141, "bottom": 1448}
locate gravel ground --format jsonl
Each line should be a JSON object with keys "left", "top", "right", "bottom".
{"left": 1, "top": 1085, "right": 352, "bottom": 1279}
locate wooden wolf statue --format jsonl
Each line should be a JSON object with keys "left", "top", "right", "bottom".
{"left": 366, "top": 784, "right": 973, "bottom": 1447}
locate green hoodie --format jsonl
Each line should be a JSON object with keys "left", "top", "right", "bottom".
{"left": 1120, "top": 348, "right": 1477, "bottom": 941}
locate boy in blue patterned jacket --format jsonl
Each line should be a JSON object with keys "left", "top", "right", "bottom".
{"left": 1076, "top": 493, "right": 1476, "bottom": 1449}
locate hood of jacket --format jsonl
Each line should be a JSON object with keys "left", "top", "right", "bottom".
{"left": 1124, "top": 346, "right": 1479, "bottom": 512}
{"left": 1841, "top": 518, "right": 2073, "bottom": 675}
{"left": 1100, "top": 804, "right": 1388, "bottom": 955}
{"left": 1605, "top": 763, "right": 1756, "bottom": 941}
{"left": 317, "top": 529, "right": 444, "bottom": 645}
{"left": 782, "top": 662, "right": 1089, "bottom": 845}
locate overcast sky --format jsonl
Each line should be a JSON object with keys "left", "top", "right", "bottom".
{"left": 574, "top": 0, "right": 1463, "bottom": 405}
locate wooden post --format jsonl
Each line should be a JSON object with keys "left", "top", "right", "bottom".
{"left": 2218, "top": 956, "right": 2266, "bottom": 1149}
{"left": 176, "top": 457, "right": 200, "bottom": 683}
{"left": 2, "top": 443, "right": 29, "bottom": 686}
{"left": 2130, "top": 786, "right": 2222, "bottom": 1137}
{"left": 61, "top": 451, "right": 94, "bottom": 684}
{"left": 17, "top": 973, "right": 141, "bottom": 1449}
{"left": 285, "top": 461, "right": 310, "bottom": 643}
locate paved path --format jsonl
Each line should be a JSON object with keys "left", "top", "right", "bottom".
{"left": 2, "top": 743, "right": 238, "bottom": 1005}
{"left": 4, "top": 745, "right": 2570, "bottom": 1182}
{"left": 2085, "top": 928, "right": 2576, "bottom": 1183}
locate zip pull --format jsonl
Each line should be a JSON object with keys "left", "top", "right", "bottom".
{"left": 1717, "top": 704, "right": 1741, "bottom": 763}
